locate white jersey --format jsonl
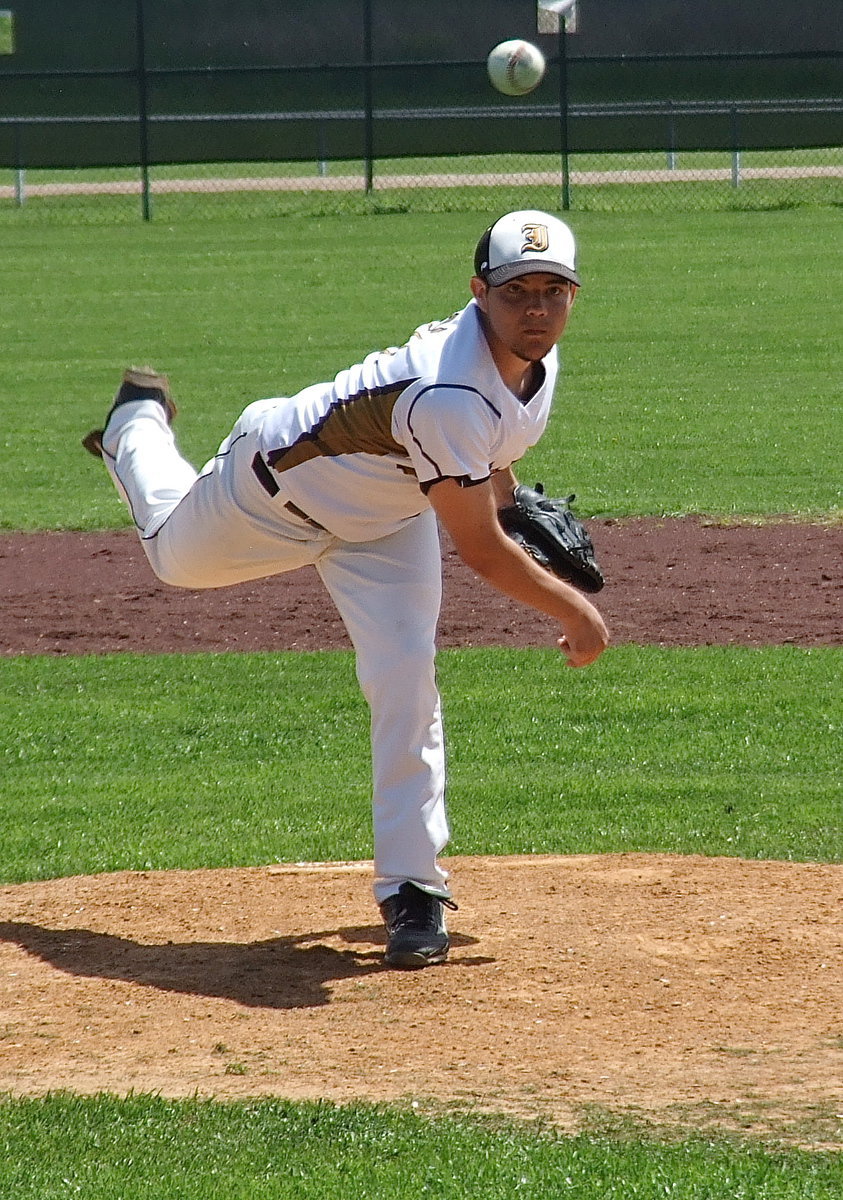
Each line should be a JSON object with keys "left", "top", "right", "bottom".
{"left": 256, "top": 299, "right": 558, "bottom": 542}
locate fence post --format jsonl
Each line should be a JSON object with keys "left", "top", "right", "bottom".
{"left": 135, "top": 0, "right": 151, "bottom": 220}
{"left": 730, "top": 105, "right": 741, "bottom": 189}
{"left": 666, "top": 102, "right": 676, "bottom": 170}
{"left": 363, "top": 0, "right": 374, "bottom": 193}
{"left": 13, "top": 121, "right": 24, "bottom": 205}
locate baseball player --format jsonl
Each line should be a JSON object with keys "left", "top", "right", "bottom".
{"left": 82, "top": 209, "right": 609, "bottom": 969}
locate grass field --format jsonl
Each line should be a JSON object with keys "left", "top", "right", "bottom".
{"left": 1, "top": 645, "right": 840, "bottom": 883}
{"left": 1, "top": 207, "right": 841, "bottom": 528}
{"left": 1, "top": 1094, "right": 841, "bottom": 1200}
{"left": 1, "top": 203, "right": 841, "bottom": 1193}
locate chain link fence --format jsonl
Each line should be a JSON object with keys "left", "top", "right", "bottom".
{"left": 1, "top": 0, "right": 840, "bottom": 225}
{"left": 3, "top": 143, "right": 841, "bottom": 226}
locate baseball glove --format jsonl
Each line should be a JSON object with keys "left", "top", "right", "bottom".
{"left": 498, "top": 483, "right": 605, "bottom": 594}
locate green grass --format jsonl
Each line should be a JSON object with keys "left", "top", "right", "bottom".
{"left": 0, "top": 1094, "right": 840, "bottom": 1199}
{"left": 1, "top": 207, "right": 840, "bottom": 528}
{"left": 446, "top": 645, "right": 841, "bottom": 863}
{"left": 0, "top": 649, "right": 370, "bottom": 881}
{"left": 0, "top": 11, "right": 15, "bottom": 56}
{"left": 1, "top": 644, "right": 839, "bottom": 883}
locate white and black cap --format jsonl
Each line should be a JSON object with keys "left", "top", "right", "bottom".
{"left": 474, "top": 209, "right": 580, "bottom": 287}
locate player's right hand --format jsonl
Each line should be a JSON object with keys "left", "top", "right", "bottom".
{"left": 557, "top": 604, "right": 609, "bottom": 667}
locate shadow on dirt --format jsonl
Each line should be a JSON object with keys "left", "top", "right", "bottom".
{"left": 0, "top": 920, "right": 486, "bottom": 1009}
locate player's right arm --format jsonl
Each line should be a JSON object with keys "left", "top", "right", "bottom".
{"left": 427, "top": 476, "right": 609, "bottom": 667}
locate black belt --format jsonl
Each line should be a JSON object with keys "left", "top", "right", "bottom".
{"left": 251, "top": 452, "right": 327, "bottom": 530}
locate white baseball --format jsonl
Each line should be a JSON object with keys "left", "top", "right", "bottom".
{"left": 487, "top": 39, "right": 546, "bottom": 97}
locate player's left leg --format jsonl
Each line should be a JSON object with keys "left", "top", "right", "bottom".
{"left": 87, "top": 381, "right": 329, "bottom": 588}
{"left": 316, "top": 509, "right": 450, "bottom": 909}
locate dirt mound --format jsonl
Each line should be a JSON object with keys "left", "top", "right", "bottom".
{"left": 1, "top": 855, "right": 840, "bottom": 1141}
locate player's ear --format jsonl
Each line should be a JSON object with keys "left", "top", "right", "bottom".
{"left": 470, "top": 275, "right": 489, "bottom": 311}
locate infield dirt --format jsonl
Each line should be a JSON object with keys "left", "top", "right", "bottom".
{"left": 1, "top": 518, "right": 840, "bottom": 1143}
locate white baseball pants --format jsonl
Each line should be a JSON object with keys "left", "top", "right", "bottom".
{"left": 100, "top": 399, "right": 450, "bottom": 904}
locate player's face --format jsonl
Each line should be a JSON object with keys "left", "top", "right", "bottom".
{"left": 471, "top": 273, "right": 577, "bottom": 364}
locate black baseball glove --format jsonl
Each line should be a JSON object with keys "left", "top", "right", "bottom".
{"left": 498, "top": 483, "right": 605, "bottom": 594}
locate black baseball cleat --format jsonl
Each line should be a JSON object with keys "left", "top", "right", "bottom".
{"left": 379, "top": 882, "right": 457, "bottom": 969}
{"left": 82, "top": 366, "right": 177, "bottom": 458}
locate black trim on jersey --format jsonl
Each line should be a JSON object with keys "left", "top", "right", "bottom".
{"left": 405, "top": 383, "right": 501, "bottom": 479}
{"left": 420, "top": 473, "right": 491, "bottom": 495}
{"left": 264, "top": 377, "right": 419, "bottom": 469}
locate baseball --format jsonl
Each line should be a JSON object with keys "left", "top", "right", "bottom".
{"left": 487, "top": 39, "right": 546, "bottom": 96}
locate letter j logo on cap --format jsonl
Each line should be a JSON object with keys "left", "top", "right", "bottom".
{"left": 520, "top": 224, "right": 549, "bottom": 254}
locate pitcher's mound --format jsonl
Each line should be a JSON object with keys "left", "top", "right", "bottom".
{"left": 1, "top": 853, "right": 840, "bottom": 1142}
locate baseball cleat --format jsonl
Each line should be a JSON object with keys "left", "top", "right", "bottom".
{"left": 379, "top": 881, "right": 457, "bottom": 969}
{"left": 82, "top": 366, "right": 176, "bottom": 458}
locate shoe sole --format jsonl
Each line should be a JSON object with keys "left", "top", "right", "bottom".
{"left": 82, "top": 367, "right": 175, "bottom": 459}
{"left": 121, "top": 366, "right": 176, "bottom": 418}
{"left": 384, "top": 948, "right": 449, "bottom": 969}
{"left": 116, "top": 366, "right": 177, "bottom": 423}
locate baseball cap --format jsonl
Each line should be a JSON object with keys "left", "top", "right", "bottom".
{"left": 474, "top": 209, "right": 580, "bottom": 287}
